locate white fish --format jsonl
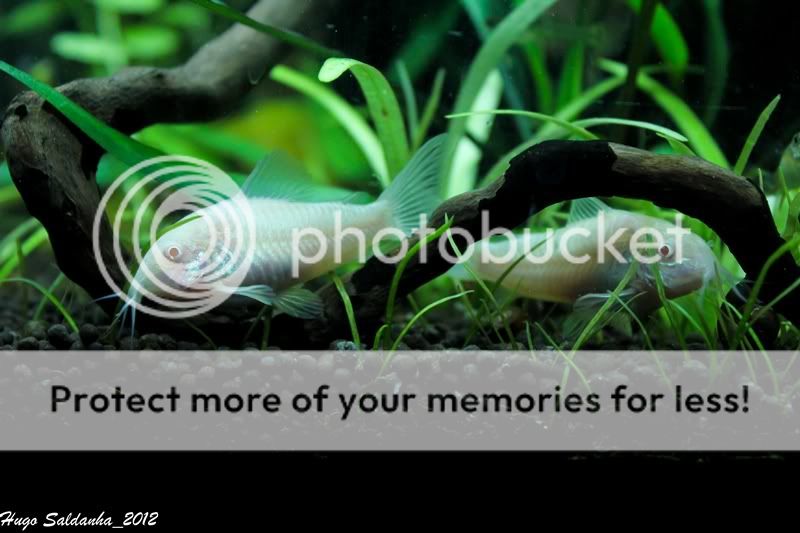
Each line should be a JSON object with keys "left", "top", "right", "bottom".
{"left": 453, "top": 198, "right": 721, "bottom": 320}
{"left": 121, "top": 136, "right": 446, "bottom": 325}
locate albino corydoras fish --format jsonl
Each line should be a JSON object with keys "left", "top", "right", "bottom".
{"left": 453, "top": 198, "right": 722, "bottom": 319}
{"left": 120, "top": 136, "right": 446, "bottom": 326}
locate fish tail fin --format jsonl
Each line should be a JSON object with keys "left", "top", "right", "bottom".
{"left": 378, "top": 134, "right": 447, "bottom": 235}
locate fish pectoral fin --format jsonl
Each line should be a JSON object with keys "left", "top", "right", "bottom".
{"left": 232, "top": 284, "right": 277, "bottom": 306}
{"left": 563, "top": 289, "right": 642, "bottom": 340}
{"left": 231, "top": 284, "right": 323, "bottom": 319}
{"left": 273, "top": 287, "right": 324, "bottom": 319}
{"left": 231, "top": 285, "right": 323, "bottom": 319}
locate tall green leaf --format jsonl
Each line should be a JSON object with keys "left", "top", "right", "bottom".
{"left": 442, "top": 0, "right": 557, "bottom": 198}
{"left": 734, "top": 95, "right": 781, "bottom": 175}
{"left": 414, "top": 69, "right": 446, "bottom": 151}
{"left": 319, "top": 58, "right": 410, "bottom": 177}
{"left": 271, "top": 65, "right": 388, "bottom": 186}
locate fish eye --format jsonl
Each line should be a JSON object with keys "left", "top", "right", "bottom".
{"left": 166, "top": 245, "right": 181, "bottom": 261}
{"left": 658, "top": 244, "right": 673, "bottom": 259}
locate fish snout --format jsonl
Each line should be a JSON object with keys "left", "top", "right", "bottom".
{"left": 133, "top": 252, "right": 200, "bottom": 301}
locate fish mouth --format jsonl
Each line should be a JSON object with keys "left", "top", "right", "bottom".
{"left": 636, "top": 264, "right": 705, "bottom": 300}
{"left": 132, "top": 263, "right": 198, "bottom": 301}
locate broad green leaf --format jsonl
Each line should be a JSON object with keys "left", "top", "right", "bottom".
{"left": 442, "top": 0, "right": 558, "bottom": 198}
{"left": 189, "top": 0, "right": 341, "bottom": 58}
{"left": 599, "top": 59, "right": 729, "bottom": 168}
{"left": 319, "top": 58, "right": 409, "bottom": 177}
{"left": 627, "top": 0, "right": 689, "bottom": 77}
{"left": 734, "top": 95, "right": 781, "bottom": 175}
{"left": 271, "top": 65, "right": 388, "bottom": 186}
{"left": 51, "top": 33, "right": 127, "bottom": 66}
{"left": 123, "top": 25, "right": 180, "bottom": 61}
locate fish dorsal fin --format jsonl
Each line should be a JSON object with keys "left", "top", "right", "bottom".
{"left": 242, "top": 151, "right": 370, "bottom": 204}
{"left": 568, "top": 197, "right": 611, "bottom": 224}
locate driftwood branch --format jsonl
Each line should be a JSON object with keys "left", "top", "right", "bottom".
{"left": 0, "top": 0, "right": 333, "bottom": 308}
{"left": 302, "top": 141, "right": 800, "bottom": 346}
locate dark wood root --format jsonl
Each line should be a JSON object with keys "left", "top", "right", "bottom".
{"left": 0, "top": 0, "right": 333, "bottom": 310}
{"left": 296, "top": 141, "right": 800, "bottom": 347}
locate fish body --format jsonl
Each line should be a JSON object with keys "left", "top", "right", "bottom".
{"left": 125, "top": 135, "right": 446, "bottom": 320}
{"left": 240, "top": 198, "right": 392, "bottom": 289}
{"left": 456, "top": 202, "right": 718, "bottom": 316}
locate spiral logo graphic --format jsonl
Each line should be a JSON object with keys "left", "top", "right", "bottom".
{"left": 93, "top": 155, "right": 256, "bottom": 319}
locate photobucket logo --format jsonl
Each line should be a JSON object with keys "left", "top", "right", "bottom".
{"left": 463, "top": 211, "right": 692, "bottom": 266}
{"left": 289, "top": 209, "right": 692, "bottom": 275}
{"left": 92, "top": 156, "right": 256, "bottom": 319}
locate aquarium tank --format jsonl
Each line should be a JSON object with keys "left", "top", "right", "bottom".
{"left": 0, "top": 0, "right": 798, "bottom": 453}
